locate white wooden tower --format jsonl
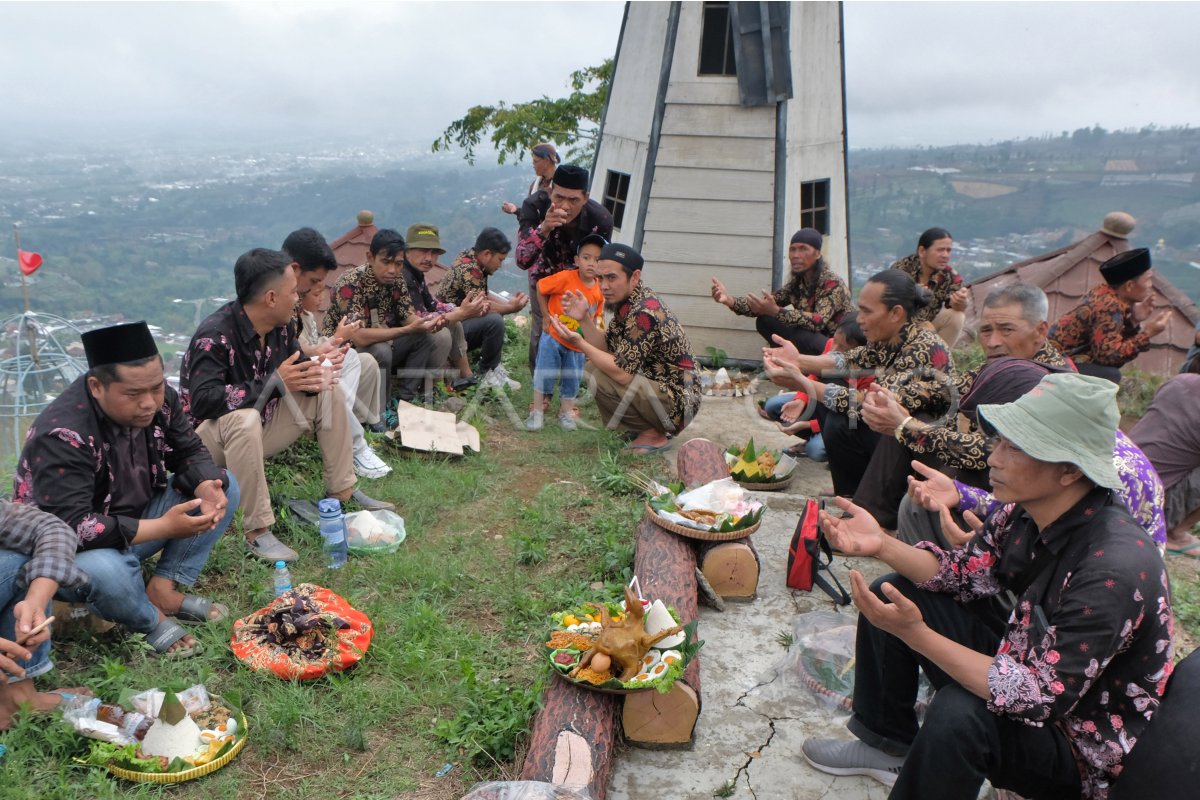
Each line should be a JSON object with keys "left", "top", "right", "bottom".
{"left": 591, "top": 1, "right": 850, "bottom": 360}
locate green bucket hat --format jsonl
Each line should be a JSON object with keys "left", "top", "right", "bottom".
{"left": 977, "top": 372, "right": 1120, "bottom": 489}
{"left": 405, "top": 223, "right": 445, "bottom": 254}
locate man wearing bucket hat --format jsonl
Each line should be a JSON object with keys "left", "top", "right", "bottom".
{"left": 1049, "top": 247, "right": 1172, "bottom": 383}
{"left": 803, "top": 372, "right": 1172, "bottom": 800}
{"left": 14, "top": 321, "right": 239, "bottom": 657}
{"left": 711, "top": 228, "right": 853, "bottom": 355}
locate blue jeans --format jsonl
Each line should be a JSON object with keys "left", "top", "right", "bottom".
{"left": 533, "top": 332, "right": 585, "bottom": 400}
{"left": 0, "top": 548, "right": 52, "bottom": 682}
{"left": 806, "top": 433, "right": 827, "bottom": 462}
{"left": 55, "top": 473, "right": 239, "bottom": 634}
{"left": 763, "top": 392, "right": 797, "bottom": 421}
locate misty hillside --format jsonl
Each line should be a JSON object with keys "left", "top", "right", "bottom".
{"left": 3, "top": 125, "right": 1200, "bottom": 341}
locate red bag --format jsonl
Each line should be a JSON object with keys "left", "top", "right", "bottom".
{"left": 786, "top": 499, "right": 850, "bottom": 605}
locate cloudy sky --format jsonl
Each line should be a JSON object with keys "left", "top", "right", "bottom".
{"left": 1, "top": 1, "right": 1198, "bottom": 151}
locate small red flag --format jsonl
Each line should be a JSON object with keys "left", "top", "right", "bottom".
{"left": 18, "top": 250, "right": 42, "bottom": 276}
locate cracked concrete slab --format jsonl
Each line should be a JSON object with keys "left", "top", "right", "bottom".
{"left": 607, "top": 395, "right": 891, "bottom": 800}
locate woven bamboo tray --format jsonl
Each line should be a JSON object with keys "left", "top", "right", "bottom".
{"left": 106, "top": 703, "right": 248, "bottom": 784}
{"left": 643, "top": 504, "right": 760, "bottom": 541}
{"left": 734, "top": 474, "right": 795, "bottom": 492}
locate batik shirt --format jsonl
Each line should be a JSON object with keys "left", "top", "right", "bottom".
{"left": 605, "top": 283, "right": 701, "bottom": 431}
{"left": 437, "top": 249, "right": 490, "bottom": 306}
{"left": 1048, "top": 284, "right": 1150, "bottom": 367}
{"left": 402, "top": 261, "right": 455, "bottom": 317}
{"left": 0, "top": 499, "right": 89, "bottom": 591}
{"left": 14, "top": 376, "right": 225, "bottom": 550}
{"left": 180, "top": 301, "right": 299, "bottom": 428}
{"left": 902, "top": 342, "right": 1074, "bottom": 471}
{"left": 824, "top": 323, "right": 954, "bottom": 417}
{"left": 322, "top": 264, "right": 416, "bottom": 337}
{"left": 729, "top": 261, "right": 852, "bottom": 336}
{"left": 516, "top": 193, "right": 613, "bottom": 282}
{"left": 956, "top": 430, "right": 1167, "bottom": 545}
{"left": 891, "top": 253, "right": 964, "bottom": 325}
{"left": 916, "top": 489, "right": 1173, "bottom": 800}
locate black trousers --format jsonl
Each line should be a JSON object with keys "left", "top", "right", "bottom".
{"left": 850, "top": 574, "right": 1082, "bottom": 800}
{"left": 755, "top": 314, "right": 829, "bottom": 356}
{"left": 821, "top": 410, "right": 882, "bottom": 497}
{"left": 461, "top": 312, "right": 505, "bottom": 373}
{"left": 1075, "top": 361, "right": 1122, "bottom": 384}
{"left": 854, "top": 434, "right": 989, "bottom": 530}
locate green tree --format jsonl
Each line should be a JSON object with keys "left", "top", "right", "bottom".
{"left": 432, "top": 60, "right": 613, "bottom": 166}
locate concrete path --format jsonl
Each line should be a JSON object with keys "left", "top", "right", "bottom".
{"left": 607, "top": 392, "right": 893, "bottom": 800}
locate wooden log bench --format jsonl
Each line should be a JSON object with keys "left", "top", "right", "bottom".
{"left": 514, "top": 437, "right": 761, "bottom": 793}
{"left": 623, "top": 437, "right": 760, "bottom": 747}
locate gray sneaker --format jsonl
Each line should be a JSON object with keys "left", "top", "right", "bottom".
{"left": 559, "top": 414, "right": 577, "bottom": 431}
{"left": 525, "top": 410, "right": 544, "bottom": 431}
{"left": 801, "top": 738, "right": 905, "bottom": 787}
{"left": 246, "top": 532, "right": 298, "bottom": 563}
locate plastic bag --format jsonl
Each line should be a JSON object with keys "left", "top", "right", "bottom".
{"left": 460, "top": 781, "right": 597, "bottom": 800}
{"left": 779, "top": 610, "right": 933, "bottom": 715}
{"left": 344, "top": 509, "right": 406, "bottom": 553}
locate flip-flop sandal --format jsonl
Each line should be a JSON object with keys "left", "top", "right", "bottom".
{"left": 173, "top": 595, "right": 229, "bottom": 624}
{"left": 144, "top": 619, "right": 200, "bottom": 658}
{"left": 784, "top": 443, "right": 807, "bottom": 458}
{"left": 1166, "top": 541, "right": 1200, "bottom": 559}
{"left": 286, "top": 498, "right": 321, "bottom": 527}
{"left": 624, "top": 442, "right": 672, "bottom": 455}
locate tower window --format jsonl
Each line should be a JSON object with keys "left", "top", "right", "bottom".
{"left": 698, "top": 2, "right": 736, "bottom": 76}
{"left": 800, "top": 179, "right": 831, "bottom": 234}
{"left": 602, "top": 170, "right": 631, "bottom": 230}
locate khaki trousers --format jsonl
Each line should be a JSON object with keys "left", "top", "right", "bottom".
{"left": 428, "top": 323, "right": 467, "bottom": 372}
{"left": 196, "top": 388, "right": 356, "bottom": 532}
{"left": 587, "top": 363, "right": 677, "bottom": 435}
{"left": 933, "top": 307, "right": 966, "bottom": 348}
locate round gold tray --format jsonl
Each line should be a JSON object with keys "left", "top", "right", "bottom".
{"left": 106, "top": 704, "right": 248, "bottom": 784}
{"left": 643, "top": 505, "right": 760, "bottom": 541}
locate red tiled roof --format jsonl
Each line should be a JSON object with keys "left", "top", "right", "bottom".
{"left": 966, "top": 224, "right": 1198, "bottom": 376}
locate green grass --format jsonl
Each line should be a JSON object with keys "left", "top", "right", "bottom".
{"left": 0, "top": 325, "right": 667, "bottom": 799}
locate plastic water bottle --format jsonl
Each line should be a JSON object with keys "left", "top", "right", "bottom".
{"left": 317, "top": 498, "right": 349, "bottom": 569}
{"left": 272, "top": 561, "right": 292, "bottom": 595}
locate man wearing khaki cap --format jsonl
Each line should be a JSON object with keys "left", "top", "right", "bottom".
{"left": 803, "top": 373, "right": 1172, "bottom": 800}
{"left": 399, "top": 223, "right": 515, "bottom": 392}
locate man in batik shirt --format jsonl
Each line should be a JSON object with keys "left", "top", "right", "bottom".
{"left": 549, "top": 243, "right": 700, "bottom": 454}
{"left": 16, "top": 321, "right": 237, "bottom": 656}
{"left": 516, "top": 163, "right": 613, "bottom": 373}
{"left": 1049, "top": 247, "right": 1170, "bottom": 383}
{"left": 804, "top": 373, "right": 1172, "bottom": 800}
{"left": 890, "top": 227, "right": 970, "bottom": 346}
{"left": 322, "top": 228, "right": 441, "bottom": 406}
{"left": 857, "top": 283, "right": 1073, "bottom": 527}
{"left": 437, "top": 227, "right": 529, "bottom": 389}
{"left": 711, "top": 228, "right": 853, "bottom": 355}
{"left": 182, "top": 248, "right": 390, "bottom": 564}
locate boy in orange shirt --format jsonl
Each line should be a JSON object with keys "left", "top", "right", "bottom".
{"left": 528, "top": 234, "right": 606, "bottom": 431}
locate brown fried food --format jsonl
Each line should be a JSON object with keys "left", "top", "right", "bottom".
{"left": 546, "top": 630, "right": 595, "bottom": 651}
{"left": 574, "top": 666, "right": 613, "bottom": 685}
{"left": 679, "top": 509, "right": 719, "bottom": 526}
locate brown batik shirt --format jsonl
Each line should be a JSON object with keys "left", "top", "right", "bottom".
{"left": 322, "top": 263, "right": 416, "bottom": 337}
{"left": 605, "top": 283, "right": 701, "bottom": 431}
{"left": 729, "top": 261, "right": 852, "bottom": 336}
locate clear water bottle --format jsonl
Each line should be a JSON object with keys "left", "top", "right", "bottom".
{"left": 272, "top": 561, "right": 292, "bottom": 595}
{"left": 317, "top": 498, "right": 349, "bottom": 569}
